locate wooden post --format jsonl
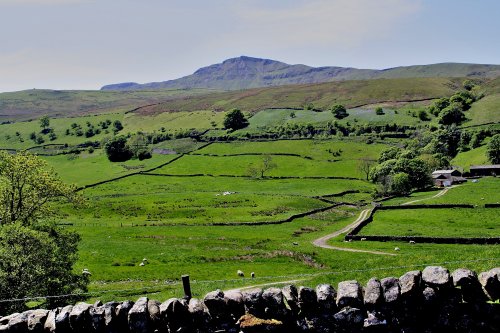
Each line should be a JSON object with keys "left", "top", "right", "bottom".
{"left": 182, "top": 275, "right": 192, "bottom": 300}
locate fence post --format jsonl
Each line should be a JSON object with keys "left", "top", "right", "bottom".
{"left": 182, "top": 275, "right": 192, "bottom": 300}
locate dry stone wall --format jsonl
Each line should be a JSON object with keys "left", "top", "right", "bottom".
{"left": 0, "top": 266, "right": 499, "bottom": 333}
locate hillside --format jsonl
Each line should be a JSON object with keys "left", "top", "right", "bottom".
{"left": 0, "top": 88, "right": 218, "bottom": 122}
{"left": 101, "top": 56, "right": 500, "bottom": 91}
{"left": 133, "top": 77, "right": 463, "bottom": 115}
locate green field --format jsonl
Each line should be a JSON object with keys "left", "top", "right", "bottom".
{"left": 360, "top": 208, "right": 499, "bottom": 238}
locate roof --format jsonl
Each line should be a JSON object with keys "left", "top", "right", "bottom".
{"left": 432, "top": 169, "right": 458, "bottom": 175}
{"left": 470, "top": 165, "right": 500, "bottom": 170}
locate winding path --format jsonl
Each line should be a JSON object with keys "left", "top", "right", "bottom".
{"left": 311, "top": 186, "right": 456, "bottom": 255}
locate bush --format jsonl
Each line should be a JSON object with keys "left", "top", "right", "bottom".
{"left": 375, "top": 107, "right": 384, "bottom": 115}
{"left": 137, "top": 150, "right": 152, "bottom": 161}
{"left": 223, "top": 109, "right": 249, "bottom": 131}
{"left": 104, "top": 136, "right": 133, "bottom": 162}
{"left": 331, "top": 104, "right": 349, "bottom": 119}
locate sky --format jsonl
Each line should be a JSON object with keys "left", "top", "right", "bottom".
{"left": 0, "top": 0, "right": 499, "bottom": 92}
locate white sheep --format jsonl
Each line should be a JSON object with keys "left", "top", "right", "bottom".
{"left": 82, "top": 268, "right": 92, "bottom": 276}
{"left": 409, "top": 240, "right": 416, "bottom": 244}
{"left": 251, "top": 272, "right": 255, "bottom": 278}
{"left": 361, "top": 237, "right": 367, "bottom": 241}
{"left": 237, "top": 270, "right": 244, "bottom": 277}
{"left": 394, "top": 247, "right": 400, "bottom": 251}
{"left": 139, "top": 262, "right": 145, "bottom": 267}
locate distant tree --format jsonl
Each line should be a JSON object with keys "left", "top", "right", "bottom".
{"left": 248, "top": 155, "right": 277, "bottom": 178}
{"left": 462, "top": 79, "right": 475, "bottom": 91}
{"left": 223, "top": 109, "right": 249, "bottom": 131}
{"left": 39, "top": 115, "right": 50, "bottom": 133}
{"left": 418, "top": 110, "right": 430, "bottom": 121}
{"left": 331, "top": 104, "right": 349, "bottom": 119}
{"left": 486, "top": 134, "right": 500, "bottom": 164}
{"left": 104, "top": 136, "right": 132, "bottom": 162}
{"left": 358, "top": 158, "right": 376, "bottom": 181}
{"left": 375, "top": 107, "right": 384, "bottom": 115}
{"left": 438, "top": 104, "right": 466, "bottom": 125}
{"left": 378, "top": 146, "right": 401, "bottom": 163}
{"left": 113, "top": 120, "right": 124, "bottom": 134}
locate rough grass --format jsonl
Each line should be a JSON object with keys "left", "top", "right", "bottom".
{"left": 452, "top": 145, "right": 489, "bottom": 171}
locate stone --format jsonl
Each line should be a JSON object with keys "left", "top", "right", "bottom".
{"left": 69, "top": 302, "right": 92, "bottom": 333}
{"left": 316, "top": 284, "right": 337, "bottom": 312}
{"left": 242, "top": 288, "right": 264, "bottom": 318}
{"left": 422, "top": 287, "right": 438, "bottom": 305}
{"left": 159, "top": 298, "right": 189, "bottom": 331}
{"left": 381, "top": 277, "right": 400, "bottom": 304}
{"left": 262, "top": 287, "right": 288, "bottom": 320}
{"left": 8, "top": 311, "right": 30, "bottom": 333}
{"left": 188, "top": 298, "right": 210, "bottom": 327}
{"left": 399, "top": 270, "right": 422, "bottom": 301}
{"left": 281, "top": 285, "right": 299, "bottom": 314}
{"left": 422, "top": 266, "right": 451, "bottom": 288}
{"left": 224, "top": 290, "right": 245, "bottom": 319}
{"left": 203, "top": 289, "right": 226, "bottom": 318}
{"left": 147, "top": 299, "right": 161, "bottom": 330}
{"left": 27, "top": 309, "right": 48, "bottom": 332}
{"left": 333, "top": 307, "right": 364, "bottom": 329}
{"left": 103, "top": 301, "right": 119, "bottom": 331}
{"left": 336, "top": 280, "right": 362, "bottom": 309}
{"left": 115, "top": 300, "right": 134, "bottom": 332}
{"left": 128, "top": 297, "right": 149, "bottom": 333}
{"left": 43, "top": 309, "right": 58, "bottom": 333}
{"left": 364, "top": 278, "right": 383, "bottom": 308}
{"left": 90, "top": 305, "right": 105, "bottom": 333}
{"left": 298, "top": 287, "right": 317, "bottom": 315}
{"left": 478, "top": 268, "right": 500, "bottom": 301}
{"left": 55, "top": 305, "right": 73, "bottom": 332}
{"left": 364, "top": 311, "right": 387, "bottom": 330}
{"left": 452, "top": 268, "right": 487, "bottom": 303}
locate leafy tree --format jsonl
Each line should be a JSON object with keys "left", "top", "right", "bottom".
{"left": 462, "top": 79, "right": 475, "bottom": 91}
{"left": 428, "top": 98, "right": 450, "bottom": 116}
{"left": 104, "top": 136, "right": 132, "bottom": 162}
{"left": 331, "top": 104, "right": 349, "bottom": 119}
{"left": 223, "top": 109, "right": 249, "bottom": 131}
{"left": 248, "top": 155, "right": 277, "bottom": 178}
{"left": 113, "top": 120, "right": 124, "bottom": 134}
{"left": 0, "top": 223, "right": 88, "bottom": 314}
{"left": 375, "top": 107, "right": 384, "bottom": 115}
{"left": 378, "top": 146, "right": 401, "bottom": 163}
{"left": 486, "top": 134, "right": 500, "bottom": 164}
{"left": 438, "top": 104, "right": 466, "bottom": 125}
{"left": 418, "top": 110, "right": 430, "bottom": 121}
{"left": 39, "top": 115, "right": 50, "bottom": 133}
{"left": 391, "top": 172, "right": 412, "bottom": 196}
{"left": 0, "top": 152, "right": 81, "bottom": 226}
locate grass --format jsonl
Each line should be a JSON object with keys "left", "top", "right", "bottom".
{"left": 361, "top": 208, "right": 500, "bottom": 238}
{"left": 423, "top": 178, "right": 500, "bottom": 205}
{"left": 452, "top": 145, "right": 489, "bottom": 171}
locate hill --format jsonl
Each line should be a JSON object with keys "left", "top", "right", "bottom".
{"left": 101, "top": 56, "right": 500, "bottom": 91}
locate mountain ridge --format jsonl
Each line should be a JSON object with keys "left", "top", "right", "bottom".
{"left": 101, "top": 56, "right": 500, "bottom": 91}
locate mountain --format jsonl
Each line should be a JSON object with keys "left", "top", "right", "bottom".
{"left": 101, "top": 56, "right": 500, "bottom": 91}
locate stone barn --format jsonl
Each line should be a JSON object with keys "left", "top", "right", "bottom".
{"left": 432, "top": 169, "right": 466, "bottom": 187}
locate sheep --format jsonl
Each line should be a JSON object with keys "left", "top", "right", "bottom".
{"left": 251, "top": 272, "right": 255, "bottom": 279}
{"left": 139, "top": 262, "right": 145, "bottom": 267}
{"left": 361, "top": 237, "right": 367, "bottom": 241}
{"left": 82, "top": 268, "right": 92, "bottom": 276}
{"left": 142, "top": 258, "right": 148, "bottom": 262}
{"left": 394, "top": 247, "right": 400, "bottom": 251}
{"left": 409, "top": 240, "right": 416, "bottom": 244}
{"left": 237, "top": 270, "right": 244, "bottom": 277}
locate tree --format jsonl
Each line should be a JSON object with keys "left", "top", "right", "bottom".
{"left": 358, "top": 158, "right": 375, "bottom": 181}
{"left": 223, "top": 109, "right": 249, "bottom": 131}
{"left": 486, "top": 134, "right": 500, "bottom": 164}
{"left": 418, "top": 110, "right": 430, "bottom": 121}
{"left": 0, "top": 152, "right": 81, "bottom": 226}
{"left": 39, "top": 115, "right": 50, "bottom": 133}
{"left": 391, "top": 172, "right": 412, "bottom": 196}
{"left": 375, "top": 107, "right": 384, "bottom": 115}
{"left": 104, "top": 136, "right": 133, "bottom": 162}
{"left": 0, "top": 223, "right": 88, "bottom": 314}
{"left": 331, "top": 104, "right": 348, "bottom": 119}
{"left": 248, "top": 155, "right": 277, "bottom": 178}
{"left": 113, "top": 120, "right": 124, "bottom": 134}
{"left": 438, "top": 104, "right": 466, "bottom": 125}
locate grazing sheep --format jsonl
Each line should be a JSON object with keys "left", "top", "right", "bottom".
{"left": 394, "top": 247, "right": 400, "bottom": 251}
{"left": 139, "top": 262, "right": 145, "bottom": 267}
{"left": 292, "top": 242, "right": 299, "bottom": 246}
{"left": 82, "top": 268, "right": 91, "bottom": 276}
{"left": 142, "top": 258, "right": 148, "bottom": 262}
{"left": 361, "top": 237, "right": 367, "bottom": 241}
{"left": 409, "top": 240, "right": 416, "bottom": 244}
{"left": 237, "top": 270, "right": 244, "bottom": 277}
{"left": 251, "top": 272, "right": 255, "bottom": 279}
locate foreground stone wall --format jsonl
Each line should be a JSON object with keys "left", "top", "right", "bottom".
{"left": 1, "top": 266, "right": 499, "bottom": 333}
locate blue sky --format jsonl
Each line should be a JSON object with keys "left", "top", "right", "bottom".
{"left": 0, "top": 0, "right": 499, "bottom": 92}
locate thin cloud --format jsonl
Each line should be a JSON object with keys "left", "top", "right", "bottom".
{"left": 227, "top": 0, "right": 422, "bottom": 50}
{"left": 0, "top": 0, "right": 89, "bottom": 5}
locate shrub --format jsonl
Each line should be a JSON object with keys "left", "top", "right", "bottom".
{"left": 375, "top": 107, "right": 384, "bottom": 115}
{"left": 104, "top": 136, "right": 133, "bottom": 162}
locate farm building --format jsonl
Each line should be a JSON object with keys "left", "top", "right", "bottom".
{"left": 470, "top": 165, "right": 500, "bottom": 177}
{"left": 432, "top": 169, "right": 467, "bottom": 187}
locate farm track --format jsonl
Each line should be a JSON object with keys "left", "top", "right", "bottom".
{"left": 312, "top": 209, "right": 396, "bottom": 256}
{"left": 312, "top": 186, "right": 457, "bottom": 255}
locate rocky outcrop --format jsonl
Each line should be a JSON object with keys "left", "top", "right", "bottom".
{"left": 0, "top": 266, "right": 499, "bottom": 333}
